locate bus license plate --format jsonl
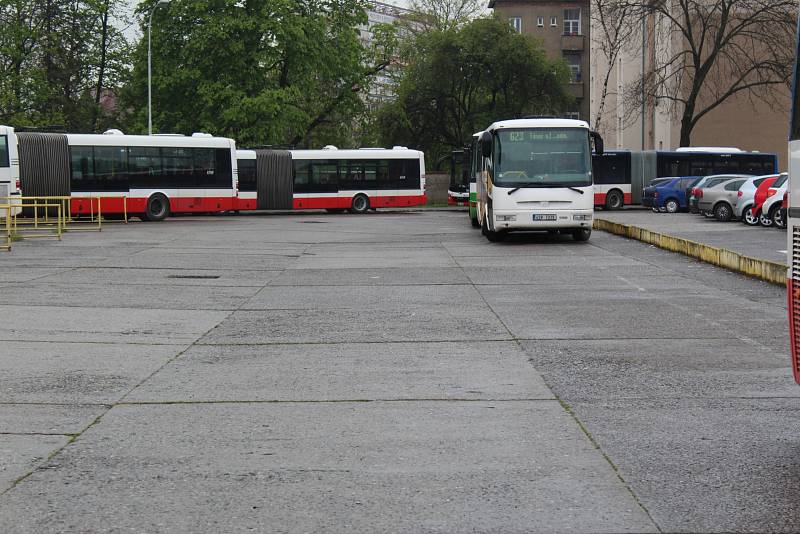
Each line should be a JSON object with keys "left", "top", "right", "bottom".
{"left": 533, "top": 214, "right": 557, "bottom": 221}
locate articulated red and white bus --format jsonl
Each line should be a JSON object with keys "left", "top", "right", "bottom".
{"left": 235, "top": 146, "right": 426, "bottom": 213}
{"left": 9, "top": 127, "right": 237, "bottom": 220}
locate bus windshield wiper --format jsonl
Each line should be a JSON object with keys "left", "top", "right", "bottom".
{"left": 567, "top": 187, "right": 585, "bottom": 194}
{"left": 507, "top": 187, "right": 521, "bottom": 195}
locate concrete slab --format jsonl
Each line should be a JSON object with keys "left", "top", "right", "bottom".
{"left": 199, "top": 306, "right": 512, "bottom": 344}
{"left": 0, "top": 434, "right": 69, "bottom": 493}
{"left": 565, "top": 398, "right": 800, "bottom": 533}
{"left": 31, "top": 266, "right": 281, "bottom": 288}
{"left": 521, "top": 338, "right": 799, "bottom": 400}
{"left": 0, "top": 341, "right": 185, "bottom": 404}
{"left": 0, "top": 282, "right": 259, "bottom": 311}
{"left": 243, "top": 284, "right": 482, "bottom": 310}
{"left": 126, "top": 341, "right": 553, "bottom": 402}
{"left": 290, "top": 249, "right": 458, "bottom": 269}
{"left": 0, "top": 404, "right": 105, "bottom": 434}
{"left": 0, "top": 402, "right": 657, "bottom": 533}
{"left": 269, "top": 267, "right": 471, "bottom": 286}
{"left": 0, "top": 305, "right": 228, "bottom": 344}
{"left": 101, "top": 250, "right": 299, "bottom": 270}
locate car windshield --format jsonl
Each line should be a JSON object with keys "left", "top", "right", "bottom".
{"left": 774, "top": 175, "right": 788, "bottom": 187}
{"left": 493, "top": 128, "right": 591, "bottom": 187}
{"left": 648, "top": 179, "right": 670, "bottom": 187}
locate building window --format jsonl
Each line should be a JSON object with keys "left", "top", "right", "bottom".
{"left": 537, "top": 16, "right": 544, "bottom": 27}
{"left": 564, "top": 8, "right": 581, "bottom": 35}
{"left": 509, "top": 17, "right": 522, "bottom": 33}
{"left": 550, "top": 16, "right": 558, "bottom": 27}
{"left": 565, "top": 110, "right": 580, "bottom": 120}
{"left": 564, "top": 53, "right": 582, "bottom": 82}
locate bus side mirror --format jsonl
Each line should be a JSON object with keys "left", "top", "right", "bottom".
{"left": 590, "top": 131, "right": 604, "bottom": 156}
{"left": 479, "top": 131, "right": 492, "bottom": 158}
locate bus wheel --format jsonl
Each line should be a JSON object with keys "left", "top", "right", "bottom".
{"left": 144, "top": 194, "right": 170, "bottom": 221}
{"left": 485, "top": 229, "right": 507, "bottom": 242}
{"left": 349, "top": 194, "right": 370, "bottom": 214}
{"left": 605, "top": 190, "right": 624, "bottom": 210}
{"left": 572, "top": 228, "right": 591, "bottom": 241}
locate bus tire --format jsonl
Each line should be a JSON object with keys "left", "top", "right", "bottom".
{"left": 572, "top": 228, "right": 591, "bottom": 241}
{"left": 144, "top": 193, "right": 170, "bottom": 222}
{"left": 605, "top": 190, "right": 624, "bottom": 210}
{"left": 349, "top": 194, "right": 370, "bottom": 214}
{"left": 485, "top": 229, "right": 506, "bottom": 242}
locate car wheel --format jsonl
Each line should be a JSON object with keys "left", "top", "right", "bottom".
{"left": 759, "top": 210, "right": 772, "bottom": 226}
{"left": 742, "top": 207, "right": 759, "bottom": 226}
{"left": 572, "top": 228, "right": 591, "bottom": 241}
{"left": 774, "top": 207, "right": 787, "bottom": 229}
{"left": 713, "top": 203, "right": 732, "bottom": 222}
{"left": 605, "top": 190, "right": 624, "bottom": 210}
{"left": 652, "top": 207, "right": 660, "bottom": 213}
{"left": 349, "top": 194, "right": 370, "bottom": 214}
{"left": 768, "top": 205, "right": 782, "bottom": 228}
{"left": 144, "top": 193, "right": 170, "bottom": 222}
{"left": 665, "top": 199, "right": 679, "bottom": 213}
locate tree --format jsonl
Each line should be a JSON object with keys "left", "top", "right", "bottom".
{"left": 118, "top": 0, "right": 395, "bottom": 147}
{"left": 590, "top": 0, "right": 637, "bottom": 134}
{"left": 0, "top": 0, "right": 130, "bottom": 130}
{"left": 626, "top": 0, "right": 796, "bottom": 146}
{"left": 405, "top": 0, "right": 484, "bottom": 32}
{"left": 375, "top": 16, "right": 572, "bottom": 166}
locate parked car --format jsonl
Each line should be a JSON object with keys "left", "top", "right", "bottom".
{"left": 642, "top": 176, "right": 698, "bottom": 213}
{"left": 641, "top": 178, "right": 672, "bottom": 207}
{"left": 748, "top": 174, "right": 789, "bottom": 226}
{"left": 776, "top": 191, "right": 788, "bottom": 229}
{"left": 697, "top": 177, "right": 749, "bottom": 221}
{"left": 689, "top": 174, "right": 752, "bottom": 214}
{"left": 738, "top": 173, "right": 782, "bottom": 226}
{"left": 757, "top": 174, "right": 788, "bottom": 226}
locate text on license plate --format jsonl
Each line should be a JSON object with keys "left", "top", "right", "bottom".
{"left": 533, "top": 214, "right": 557, "bottom": 221}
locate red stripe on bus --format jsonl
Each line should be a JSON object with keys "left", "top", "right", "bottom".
{"left": 789, "top": 278, "right": 800, "bottom": 384}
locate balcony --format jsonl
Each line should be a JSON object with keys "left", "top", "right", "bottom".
{"left": 561, "top": 34, "right": 584, "bottom": 51}
{"left": 567, "top": 82, "right": 584, "bottom": 99}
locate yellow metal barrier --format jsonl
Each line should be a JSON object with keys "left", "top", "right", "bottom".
{"left": 9, "top": 202, "right": 63, "bottom": 241}
{"left": 0, "top": 203, "right": 12, "bottom": 251}
{"left": 0, "top": 195, "right": 129, "bottom": 234}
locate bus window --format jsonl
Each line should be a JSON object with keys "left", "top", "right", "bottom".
{"left": 0, "top": 136, "right": 8, "bottom": 168}
{"left": 310, "top": 161, "right": 338, "bottom": 192}
{"left": 129, "top": 146, "right": 162, "bottom": 188}
{"left": 93, "top": 146, "right": 128, "bottom": 191}
{"left": 70, "top": 146, "right": 95, "bottom": 191}
{"left": 238, "top": 159, "right": 256, "bottom": 192}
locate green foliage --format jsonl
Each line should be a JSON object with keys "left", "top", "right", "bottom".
{"left": 0, "top": 0, "right": 131, "bottom": 130}
{"left": 376, "top": 16, "right": 573, "bottom": 168}
{"left": 120, "top": 0, "right": 395, "bottom": 147}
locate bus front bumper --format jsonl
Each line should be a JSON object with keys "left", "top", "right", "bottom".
{"left": 492, "top": 210, "right": 593, "bottom": 231}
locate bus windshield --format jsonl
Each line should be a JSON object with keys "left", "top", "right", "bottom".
{"left": 494, "top": 128, "right": 591, "bottom": 187}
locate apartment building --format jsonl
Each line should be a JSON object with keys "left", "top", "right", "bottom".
{"left": 488, "top": 0, "right": 591, "bottom": 121}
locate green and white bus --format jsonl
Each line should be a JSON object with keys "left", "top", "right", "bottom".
{"left": 468, "top": 131, "right": 482, "bottom": 227}
{"left": 476, "top": 118, "right": 603, "bottom": 242}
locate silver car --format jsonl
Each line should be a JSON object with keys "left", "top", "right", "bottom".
{"left": 735, "top": 173, "right": 783, "bottom": 223}
{"left": 689, "top": 174, "right": 752, "bottom": 214}
{"left": 697, "top": 177, "right": 749, "bottom": 221}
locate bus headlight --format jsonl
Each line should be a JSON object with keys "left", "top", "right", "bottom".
{"left": 573, "top": 214, "right": 592, "bottom": 221}
{"left": 496, "top": 214, "right": 516, "bottom": 222}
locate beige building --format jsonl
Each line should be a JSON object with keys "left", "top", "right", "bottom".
{"left": 488, "top": 0, "right": 591, "bottom": 121}
{"left": 588, "top": 9, "right": 791, "bottom": 169}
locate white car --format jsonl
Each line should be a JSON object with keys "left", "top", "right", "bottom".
{"left": 734, "top": 173, "right": 782, "bottom": 224}
{"left": 758, "top": 174, "right": 788, "bottom": 226}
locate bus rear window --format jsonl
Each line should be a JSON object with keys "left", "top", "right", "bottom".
{"left": 0, "top": 136, "right": 8, "bottom": 168}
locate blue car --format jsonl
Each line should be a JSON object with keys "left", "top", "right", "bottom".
{"left": 642, "top": 176, "right": 701, "bottom": 213}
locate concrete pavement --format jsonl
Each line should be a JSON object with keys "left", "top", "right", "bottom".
{"left": 0, "top": 210, "right": 797, "bottom": 532}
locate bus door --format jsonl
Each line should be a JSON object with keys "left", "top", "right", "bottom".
{"left": 255, "top": 149, "right": 293, "bottom": 210}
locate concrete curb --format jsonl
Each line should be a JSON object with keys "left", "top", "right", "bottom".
{"left": 593, "top": 218, "right": 787, "bottom": 286}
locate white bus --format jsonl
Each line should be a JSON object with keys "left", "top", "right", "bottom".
{"left": 468, "top": 131, "right": 482, "bottom": 227}
{"left": 235, "top": 146, "right": 426, "bottom": 212}
{"left": 786, "top": 15, "right": 800, "bottom": 385}
{"left": 6, "top": 127, "right": 238, "bottom": 221}
{"left": 476, "top": 118, "right": 603, "bottom": 242}
{"left": 0, "top": 125, "right": 21, "bottom": 216}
